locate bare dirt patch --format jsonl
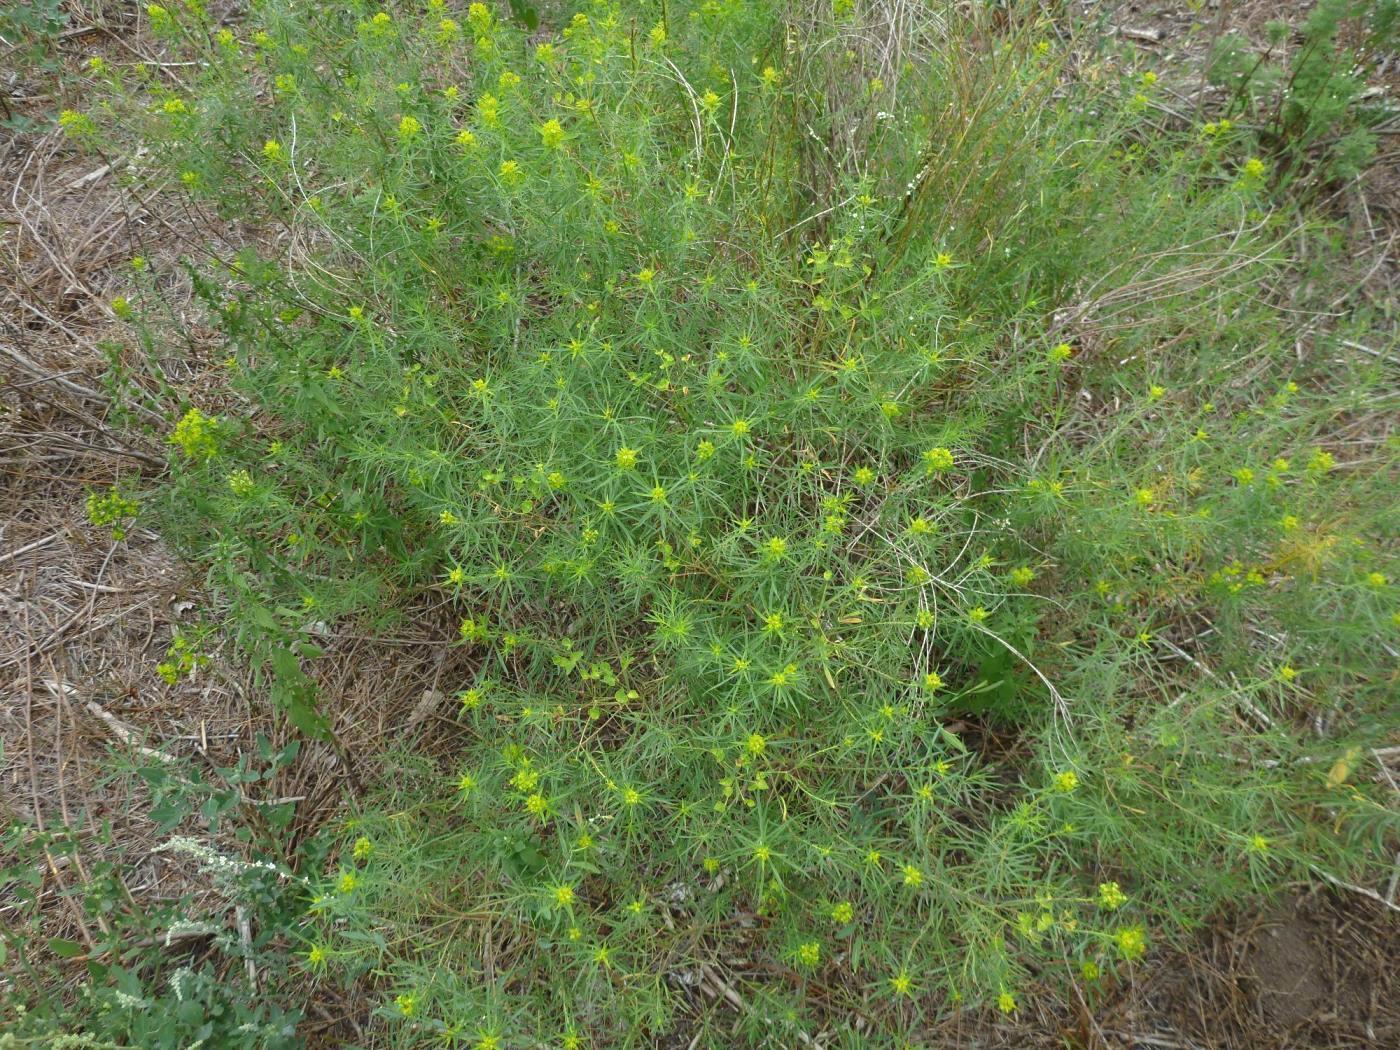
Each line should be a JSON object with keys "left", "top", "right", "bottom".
{"left": 1122, "top": 890, "right": 1399, "bottom": 1049}
{"left": 1248, "top": 903, "right": 1329, "bottom": 1030}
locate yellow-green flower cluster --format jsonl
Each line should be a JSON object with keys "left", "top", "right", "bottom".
{"left": 169, "top": 407, "right": 220, "bottom": 460}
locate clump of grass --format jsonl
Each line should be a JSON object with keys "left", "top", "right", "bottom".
{"left": 62, "top": 0, "right": 1398, "bottom": 1044}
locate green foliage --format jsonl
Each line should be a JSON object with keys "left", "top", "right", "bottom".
{"left": 1, "top": 740, "right": 313, "bottom": 1048}
{"left": 0, "top": 0, "right": 68, "bottom": 133}
{"left": 0, "top": 0, "right": 68, "bottom": 72}
{"left": 1208, "top": 0, "right": 1397, "bottom": 183}
{"left": 56, "top": 0, "right": 1400, "bottom": 1044}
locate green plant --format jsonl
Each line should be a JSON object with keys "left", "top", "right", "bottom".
{"left": 61, "top": 0, "right": 1400, "bottom": 1044}
{"left": 0, "top": 0, "right": 68, "bottom": 80}
{"left": 1, "top": 739, "right": 314, "bottom": 1047}
{"left": 85, "top": 486, "right": 141, "bottom": 540}
{"left": 1, "top": 0, "right": 69, "bottom": 134}
{"left": 1207, "top": 0, "right": 1398, "bottom": 184}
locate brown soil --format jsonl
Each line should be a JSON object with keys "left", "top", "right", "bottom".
{"left": 1250, "top": 906, "right": 1331, "bottom": 1030}
{"left": 1133, "top": 891, "right": 1396, "bottom": 1049}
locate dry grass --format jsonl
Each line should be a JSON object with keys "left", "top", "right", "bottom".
{"left": 0, "top": 115, "right": 480, "bottom": 1028}
{"left": 2, "top": 50, "right": 248, "bottom": 974}
{"left": 0, "top": 8, "right": 450, "bottom": 1006}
